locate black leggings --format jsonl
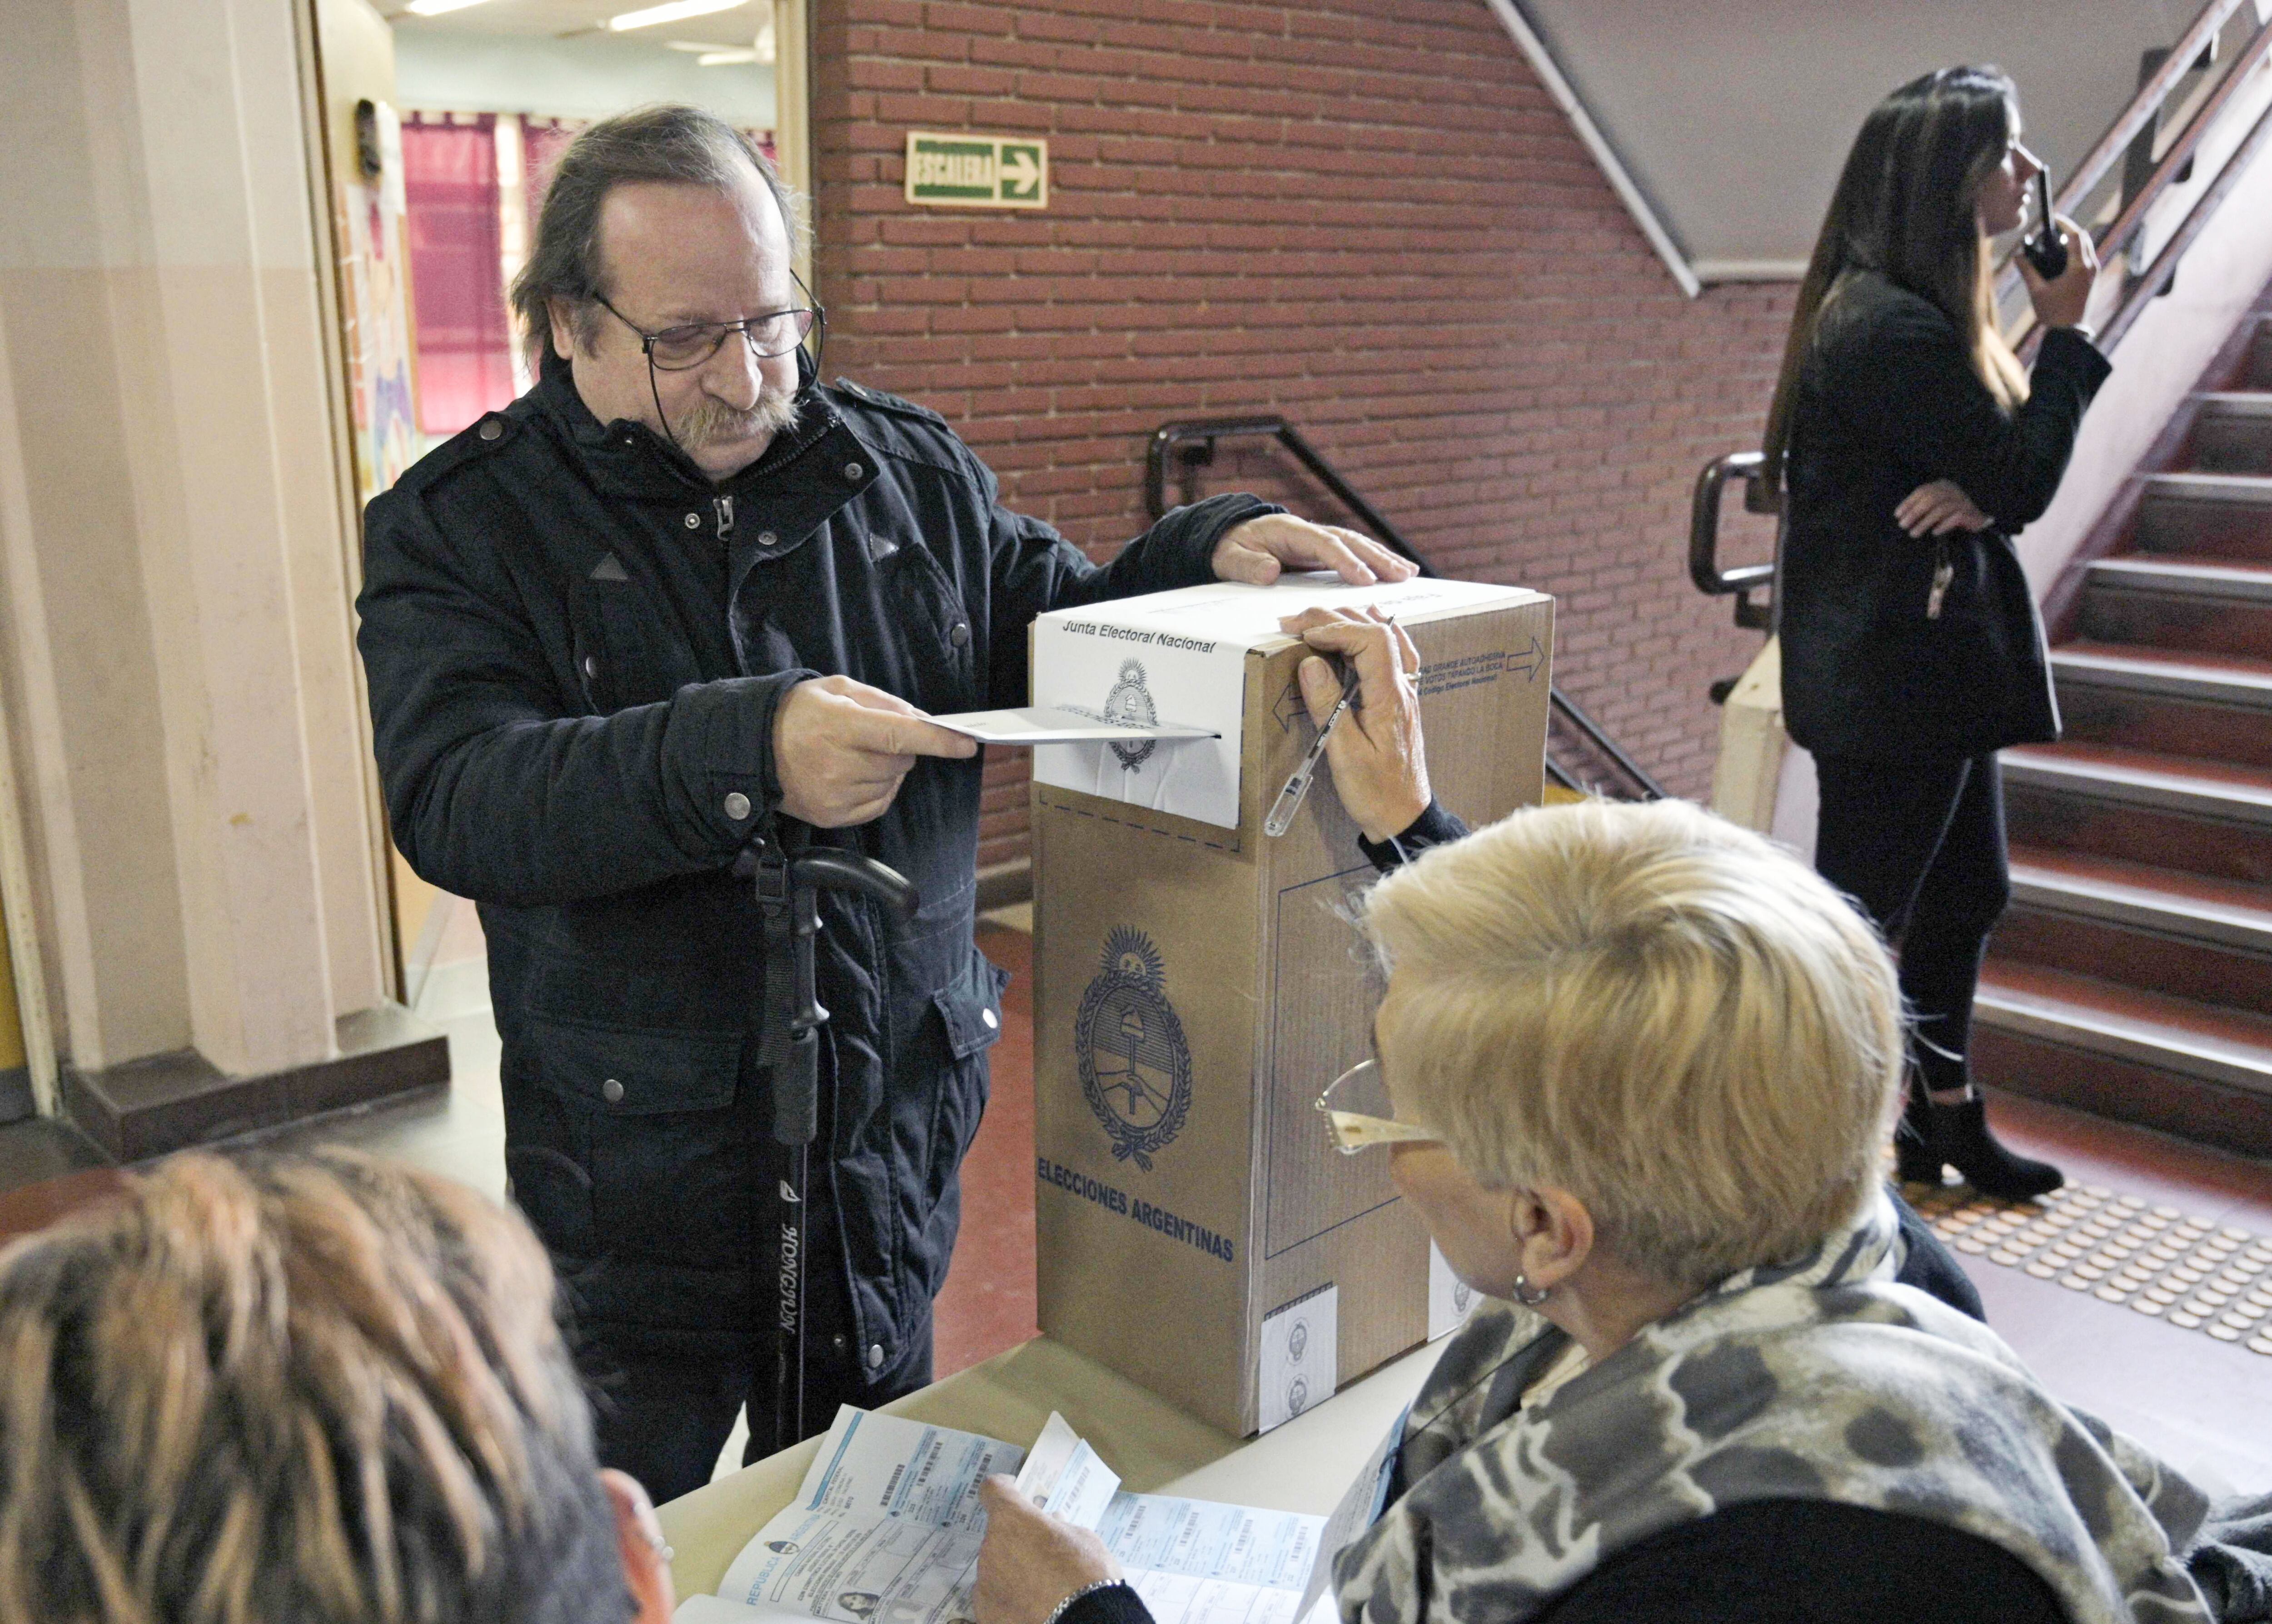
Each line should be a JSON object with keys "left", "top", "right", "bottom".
{"left": 1813, "top": 754, "right": 2010, "bottom": 1098}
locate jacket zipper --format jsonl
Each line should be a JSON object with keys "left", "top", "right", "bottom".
{"left": 715, "top": 493, "right": 735, "bottom": 542}
{"left": 1926, "top": 539, "right": 1953, "bottom": 621}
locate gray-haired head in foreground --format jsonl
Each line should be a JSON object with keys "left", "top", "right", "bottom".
{"left": 510, "top": 103, "right": 802, "bottom": 368}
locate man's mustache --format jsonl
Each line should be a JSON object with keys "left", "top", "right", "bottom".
{"left": 677, "top": 387, "right": 800, "bottom": 447}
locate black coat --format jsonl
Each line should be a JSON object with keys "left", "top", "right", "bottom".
{"left": 1778, "top": 270, "right": 2111, "bottom": 761}
{"left": 356, "top": 356, "right": 1275, "bottom": 1363}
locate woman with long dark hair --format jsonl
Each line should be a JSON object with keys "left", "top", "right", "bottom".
{"left": 1765, "top": 66, "right": 2106, "bottom": 1199}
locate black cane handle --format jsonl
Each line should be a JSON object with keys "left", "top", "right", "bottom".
{"left": 790, "top": 851, "right": 919, "bottom": 922}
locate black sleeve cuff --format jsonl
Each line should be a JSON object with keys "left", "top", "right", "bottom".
{"left": 1061, "top": 1583, "right": 1155, "bottom": 1624}
{"left": 2035, "top": 325, "right": 2113, "bottom": 396}
{"left": 1185, "top": 492, "right": 1285, "bottom": 539}
{"left": 668, "top": 668, "right": 818, "bottom": 850}
{"left": 1359, "top": 799, "right": 1470, "bottom": 873}
{"left": 1122, "top": 492, "right": 1287, "bottom": 595}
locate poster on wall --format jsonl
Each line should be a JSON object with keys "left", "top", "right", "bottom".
{"left": 336, "top": 99, "right": 419, "bottom": 505}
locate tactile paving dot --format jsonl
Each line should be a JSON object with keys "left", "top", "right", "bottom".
{"left": 1898, "top": 1177, "right": 2265, "bottom": 1352}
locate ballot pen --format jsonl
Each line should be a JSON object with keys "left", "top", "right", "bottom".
{"left": 1265, "top": 658, "right": 1359, "bottom": 839}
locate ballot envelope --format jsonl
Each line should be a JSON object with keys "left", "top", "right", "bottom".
{"left": 1026, "top": 574, "right": 1554, "bottom": 1436}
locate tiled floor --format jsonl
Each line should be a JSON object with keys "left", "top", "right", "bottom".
{"left": 1952, "top": 1090, "right": 2272, "bottom": 1489}
{"left": 0, "top": 908, "right": 2264, "bottom": 1491}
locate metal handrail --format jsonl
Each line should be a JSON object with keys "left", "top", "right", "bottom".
{"left": 1145, "top": 414, "right": 1665, "bottom": 800}
{"left": 2039, "top": 0, "right": 2244, "bottom": 233}
{"left": 1688, "top": 450, "right": 1777, "bottom": 632}
{"left": 2097, "top": 24, "right": 2272, "bottom": 351}
{"left": 1146, "top": 417, "right": 1426, "bottom": 570}
{"left": 2001, "top": 0, "right": 2272, "bottom": 344}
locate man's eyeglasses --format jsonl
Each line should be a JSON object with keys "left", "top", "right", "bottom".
{"left": 595, "top": 293, "right": 820, "bottom": 370}
{"left": 1316, "top": 1058, "right": 1440, "bottom": 1155}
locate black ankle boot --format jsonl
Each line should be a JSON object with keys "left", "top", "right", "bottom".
{"left": 1893, "top": 1089, "right": 1946, "bottom": 1186}
{"left": 1931, "top": 1096, "right": 2063, "bottom": 1200}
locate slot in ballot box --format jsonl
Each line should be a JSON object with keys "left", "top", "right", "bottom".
{"left": 1026, "top": 576, "right": 1552, "bottom": 1436}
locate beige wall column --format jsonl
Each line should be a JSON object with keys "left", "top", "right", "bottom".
{"left": 0, "top": 0, "right": 389, "bottom": 1083}
{"left": 773, "top": 0, "right": 812, "bottom": 290}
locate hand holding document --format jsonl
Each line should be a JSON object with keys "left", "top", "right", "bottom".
{"left": 680, "top": 1407, "right": 1328, "bottom": 1624}
{"left": 927, "top": 708, "right": 1219, "bottom": 747}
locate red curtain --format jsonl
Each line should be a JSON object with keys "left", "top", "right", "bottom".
{"left": 402, "top": 114, "right": 514, "bottom": 436}
{"left": 522, "top": 117, "right": 584, "bottom": 239}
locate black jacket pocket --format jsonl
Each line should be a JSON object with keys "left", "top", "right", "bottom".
{"left": 524, "top": 1015, "right": 742, "bottom": 1115}
{"left": 887, "top": 544, "right": 980, "bottom": 715}
{"left": 931, "top": 961, "right": 1007, "bottom": 1060}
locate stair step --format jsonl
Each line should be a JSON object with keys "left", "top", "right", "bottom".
{"left": 2002, "top": 743, "right": 2272, "bottom": 824}
{"left": 2197, "top": 391, "right": 2272, "bottom": 415}
{"left": 2136, "top": 472, "right": 2272, "bottom": 560}
{"left": 2008, "top": 844, "right": 2272, "bottom": 955}
{"left": 2052, "top": 644, "right": 2272, "bottom": 771}
{"left": 2051, "top": 642, "right": 2272, "bottom": 707}
{"left": 2193, "top": 394, "right": 2272, "bottom": 475}
{"left": 2084, "top": 553, "right": 2272, "bottom": 601}
{"left": 1975, "top": 962, "right": 2272, "bottom": 1099}
{"left": 2001, "top": 744, "right": 2272, "bottom": 887}
{"left": 2079, "top": 553, "right": 2272, "bottom": 660}
{"left": 1996, "top": 845, "right": 2272, "bottom": 1008}
{"left": 2247, "top": 317, "right": 2272, "bottom": 391}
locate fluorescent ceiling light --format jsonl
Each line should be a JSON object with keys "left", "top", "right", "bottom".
{"left": 698, "top": 48, "right": 760, "bottom": 64}
{"left": 607, "top": 0, "right": 742, "bottom": 31}
{"left": 403, "top": 0, "right": 495, "bottom": 15}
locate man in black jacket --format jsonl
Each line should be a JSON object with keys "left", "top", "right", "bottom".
{"left": 354, "top": 105, "right": 1411, "bottom": 1500}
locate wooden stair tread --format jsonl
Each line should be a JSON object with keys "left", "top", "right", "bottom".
{"left": 2008, "top": 844, "right": 2272, "bottom": 952}
{"left": 2196, "top": 391, "right": 2272, "bottom": 416}
{"left": 2145, "top": 470, "right": 2272, "bottom": 497}
{"left": 2085, "top": 553, "right": 2272, "bottom": 598}
{"left": 2051, "top": 641, "right": 2272, "bottom": 702}
{"left": 1975, "top": 962, "right": 2272, "bottom": 1095}
{"left": 2003, "top": 742, "right": 2272, "bottom": 813}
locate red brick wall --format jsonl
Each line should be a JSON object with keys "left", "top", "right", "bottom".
{"left": 810, "top": 0, "right": 1793, "bottom": 874}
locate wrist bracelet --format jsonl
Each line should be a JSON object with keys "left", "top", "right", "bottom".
{"left": 1041, "top": 1578, "right": 1126, "bottom": 1624}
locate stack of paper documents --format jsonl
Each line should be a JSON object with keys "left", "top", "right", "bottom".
{"left": 675, "top": 1407, "right": 1329, "bottom": 1624}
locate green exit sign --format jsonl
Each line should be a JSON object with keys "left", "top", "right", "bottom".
{"left": 904, "top": 132, "right": 1049, "bottom": 210}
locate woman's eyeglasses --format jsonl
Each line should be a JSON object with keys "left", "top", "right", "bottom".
{"left": 1316, "top": 1057, "right": 1440, "bottom": 1155}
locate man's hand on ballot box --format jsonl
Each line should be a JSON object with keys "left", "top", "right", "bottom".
{"left": 1211, "top": 514, "right": 1420, "bottom": 588}
{"left": 1283, "top": 606, "right": 1431, "bottom": 843}
{"left": 973, "top": 1476, "right": 1122, "bottom": 1624}
{"left": 774, "top": 674, "right": 979, "bottom": 828}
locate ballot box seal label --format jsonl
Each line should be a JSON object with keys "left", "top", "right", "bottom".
{"left": 1076, "top": 926, "right": 1193, "bottom": 1171}
{"left": 1102, "top": 660, "right": 1160, "bottom": 771}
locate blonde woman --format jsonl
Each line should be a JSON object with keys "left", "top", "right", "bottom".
{"left": 1764, "top": 66, "right": 2106, "bottom": 1198}
{"left": 0, "top": 1150, "right": 676, "bottom": 1624}
{"left": 974, "top": 802, "right": 2261, "bottom": 1624}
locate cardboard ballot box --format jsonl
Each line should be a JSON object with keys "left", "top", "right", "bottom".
{"left": 1028, "top": 575, "right": 1553, "bottom": 1436}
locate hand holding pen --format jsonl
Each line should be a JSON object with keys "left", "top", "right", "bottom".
{"left": 1275, "top": 606, "right": 1431, "bottom": 842}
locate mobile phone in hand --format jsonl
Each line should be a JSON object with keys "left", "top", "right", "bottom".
{"left": 2022, "top": 168, "right": 2068, "bottom": 279}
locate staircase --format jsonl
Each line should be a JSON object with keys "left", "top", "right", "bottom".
{"left": 1975, "top": 298, "right": 2272, "bottom": 1154}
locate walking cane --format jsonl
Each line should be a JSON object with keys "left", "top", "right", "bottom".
{"left": 746, "top": 826, "right": 919, "bottom": 1455}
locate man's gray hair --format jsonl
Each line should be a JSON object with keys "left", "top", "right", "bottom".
{"left": 510, "top": 103, "right": 803, "bottom": 367}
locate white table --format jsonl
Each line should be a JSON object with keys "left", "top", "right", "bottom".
{"left": 657, "top": 1334, "right": 1448, "bottom": 1601}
